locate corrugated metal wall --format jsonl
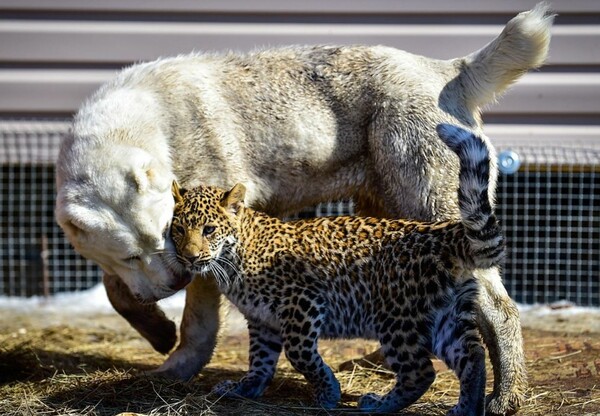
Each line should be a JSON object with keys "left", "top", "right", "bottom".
{"left": 1, "top": 1, "right": 599, "bottom": 132}
{"left": 0, "top": 0, "right": 599, "bottom": 301}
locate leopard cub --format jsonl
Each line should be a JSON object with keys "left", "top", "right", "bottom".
{"left": 169, "top": 124, "right": 504, "bottom": 415}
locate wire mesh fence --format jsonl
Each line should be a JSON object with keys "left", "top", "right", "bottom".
{"left": 1, "top": 120, "right": 598, "bottom": 305}
{"left": 0, "top": 120, "right": 101, "bottom": 297}
{"left": 495, "top": 145, "right": 599, "bottom": 306}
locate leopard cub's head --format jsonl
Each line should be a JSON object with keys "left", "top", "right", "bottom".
{"left": 170, "top": 181, "right": 246, "bottom": 275}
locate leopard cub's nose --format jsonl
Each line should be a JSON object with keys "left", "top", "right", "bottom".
{"left": 181, "top": 246, "right": 200, "bottom": 263}
{"left": 186, "top": 255, "right": 200, "bottom": 264}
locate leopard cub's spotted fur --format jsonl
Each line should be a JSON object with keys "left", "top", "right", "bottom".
{"left": 169, "top": 124, "right": 504, "bottom": 415}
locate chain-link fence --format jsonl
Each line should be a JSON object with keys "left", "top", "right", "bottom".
{"left": 1, "top": 120, "right": 598, "bottom": 305}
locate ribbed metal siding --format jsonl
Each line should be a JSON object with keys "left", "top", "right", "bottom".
{"left": 0, "top": 0, "right": 598, "bottom": 302}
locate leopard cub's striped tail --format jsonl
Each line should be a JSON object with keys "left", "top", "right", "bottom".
{"left": 436, "top": 123, "right": 506, "bottom": 269}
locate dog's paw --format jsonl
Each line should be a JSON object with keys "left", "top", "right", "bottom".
{"left": 485, "top": 391, "right": 524, "bottom": 416}
{"left": 148, "top": 348, "right": 207, "bottom": 381}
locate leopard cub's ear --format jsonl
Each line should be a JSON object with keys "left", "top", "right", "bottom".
{"left": 221, "top": 183, "right": 246, "bottom": 215}
{"left": 172, "top": 180, "right": 187, "bottom": 204}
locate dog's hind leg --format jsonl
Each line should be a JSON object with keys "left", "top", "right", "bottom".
{"left": 476, "top": 267, "right": 527, "bottom": 415}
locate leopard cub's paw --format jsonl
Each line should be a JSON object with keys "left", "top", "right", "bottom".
{"left": 212, "top": 378, "right": 268, "bottom": 399}
{"left": 211, "top": 380, "right": 241, "bottom": 397}
{"left": 358, "top": 392, "right": 384, "bottom": 412}
{"left": 315, "top": 378, "right": 341, "bottom": 409}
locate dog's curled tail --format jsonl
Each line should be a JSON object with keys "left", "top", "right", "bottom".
{"left": 460, "top": 2, "right": 555, "bottom": 111}
{"left": 436, "top": 124, "right": 505, "bottom": 269}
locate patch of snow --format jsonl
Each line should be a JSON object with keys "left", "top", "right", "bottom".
{"left": 0, "top": 284, "right": 185, "bottom": 315}
{"left": 518, "top": 302, "right": 600, "bottom": 333}
{"left": 518, "top": 301, "right": 600, "bottom": 316}
{"left": 0, "top": 286, "right": 597, "bottom": 334}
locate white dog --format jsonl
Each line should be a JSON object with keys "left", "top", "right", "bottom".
{"left": 56, "top": 5, "right": 554, "bottom": 415}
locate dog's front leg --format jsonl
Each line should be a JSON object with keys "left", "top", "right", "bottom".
{"left": 103, "top": 273, "right": 177, "bottom": 354}
{"left": 152, "top": 276, "right": 222, "bottom": 380}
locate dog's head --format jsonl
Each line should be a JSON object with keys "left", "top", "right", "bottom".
{"left": 55, "top": 109, "right": 189, "bottom": 301}
{"left": 56, "top": 141, "right": 188, "bottom": 301}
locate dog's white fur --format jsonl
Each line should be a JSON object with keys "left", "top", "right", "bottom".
{"left": 56, "top": 5, "right": 553, "bottom": 415}
{"left": 56, "top": 88, "right": 177, "bottom": 301}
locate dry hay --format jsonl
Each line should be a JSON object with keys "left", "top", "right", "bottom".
{"left": 1, "top": 314, "right": 599, "bottom": 416}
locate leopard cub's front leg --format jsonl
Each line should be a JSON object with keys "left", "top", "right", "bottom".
{"left": 280, "top": 301, "right": 341, "bottom": 409}
{"left": 213, "top": 323, "right": 282, "bottom": 399}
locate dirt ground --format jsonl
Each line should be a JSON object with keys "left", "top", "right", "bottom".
{"left": 0, "top": 302, "right": 599, "bottom": 416}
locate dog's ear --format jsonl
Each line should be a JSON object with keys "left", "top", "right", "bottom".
{"left": 221, "top": 183, "right": 246, "bottom": 215}
{"left": 172, "top": 180, "right": 187, "bottom": 204}
{"left": 125, "top": 148, "right": 172, "bottom": 195}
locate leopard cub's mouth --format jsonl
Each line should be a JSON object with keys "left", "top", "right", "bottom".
{"left": 173, "top": 256, "right": 213, "bottom": 276}
{"left": 161, "top": 252, "right": 194, "bottom": 278}
{"left": 192, "top": 261, "right": 213, "bottom": 275}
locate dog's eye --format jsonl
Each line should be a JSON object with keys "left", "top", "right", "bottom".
{"left": 203, "top": 225, "right": 216, "bottom": 236}
{"left": 123, "top": 255, "right": 141, "bottom": 262}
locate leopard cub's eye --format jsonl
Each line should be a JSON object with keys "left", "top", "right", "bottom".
{"left": 203, "top": 225, "right": 216, "bottom": 236}
{"left": 172, "top": 219, "right": 186, "bottom": 235}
